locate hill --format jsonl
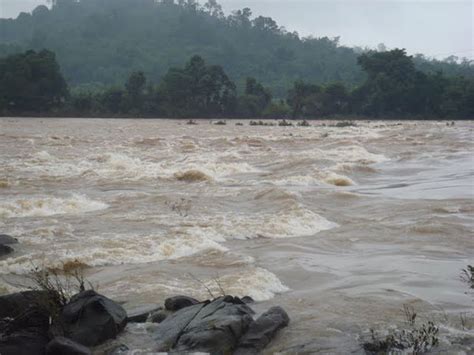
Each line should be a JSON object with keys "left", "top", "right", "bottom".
{"left": 1, "top": 0, "right": 472, "bottom": 96}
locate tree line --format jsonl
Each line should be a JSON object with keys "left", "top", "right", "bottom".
{"left": 1, "top": 48, "right": 472, "bottom": 118}
{"left": 1, "top": 0, "right": 472, "bottom": 98}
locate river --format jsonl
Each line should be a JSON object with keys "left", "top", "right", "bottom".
{"left": 0, "top": 118, "right": 473, "bottom": 353}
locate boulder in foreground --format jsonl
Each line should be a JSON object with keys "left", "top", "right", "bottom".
{"left": 60, "top": 290, "right": 127, "bottom": 347}
{"left": 234, "top": 306, "right": 290, "bottom": 354}
{"left": 152, "top": 295, "right": 289, "bottom": 354}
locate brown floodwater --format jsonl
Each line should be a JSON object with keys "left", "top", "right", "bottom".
{"left": 0, "top": 118, "right": 473, "bottom": 353}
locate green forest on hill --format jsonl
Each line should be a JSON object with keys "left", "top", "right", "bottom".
{"left": 0, "top": 0, "right": 473, "bottom": 118}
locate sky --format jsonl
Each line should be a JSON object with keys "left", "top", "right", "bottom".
{"left": 0, "top": 0, "right": 472, "bottom": 59}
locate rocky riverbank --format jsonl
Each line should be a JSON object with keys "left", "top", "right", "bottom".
{"left": 0, "top": 287, "right": 289, "bottom": 354}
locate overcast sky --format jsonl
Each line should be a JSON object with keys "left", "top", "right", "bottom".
{"left": 0, "top": 0, "right": 472, "bottom": 59}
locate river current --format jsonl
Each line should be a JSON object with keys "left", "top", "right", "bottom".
{"left": 0, "top": 118, "right": 473, "bottom": 353}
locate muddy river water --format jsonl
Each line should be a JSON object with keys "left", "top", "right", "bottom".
{"left": 0, "top": 118, "right": 473, "bottom": 353}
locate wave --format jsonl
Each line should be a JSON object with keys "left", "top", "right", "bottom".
{"left": 184, "top": 205, "right": 337, "bottom": 240}
{"left": 0, "top": 194, "right": 108, "bottom": 218}
{"left": 105, "top": 267, "right": 289, "bottom": 302}
{"left": 0, "top": 233, "right": 227, "bottom": 274}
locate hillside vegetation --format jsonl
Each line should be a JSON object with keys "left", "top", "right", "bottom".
{"left": 1, "top": 0, "right": 472, "bottom": 97}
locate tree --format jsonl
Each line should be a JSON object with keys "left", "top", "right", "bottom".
{"left": 0, "top": 50, "right": 68, "bottom": 113}
{"left": 236, "top": 77, "right": 272, "bottom": 117}
{"left": 287, "top": 81, "right": 322, "bottom": 118}
{"left": 160, "top": 55, "right": 236, "bottom": 117}
{"left": 124, "top": 71, "right": 147, "bottom": 111}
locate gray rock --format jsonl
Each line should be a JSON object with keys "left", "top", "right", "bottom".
{"left": 164, "top": 295, "right": 200, "bottom": 311}
{"left": 241, "top": 296, "right": 255, "bottom": 304}
{"left": 149, "top": 309, "right": 171, "bottom": 324}
{"left": 0, "top": 244, "right": 14, "bottom": 257}
{"left": 174, "top": 297, "right": 254, "bottom": 353}
{"left": 152, "top": 297, "right": 256, "bottom": 353}
{"left": 108, "top": 344, "right": 129, "bottom": 355}
{"left": 234, "top": 306, "right": 290, "bottom": 355}
{"left": 0, "top": 291, "right": 51, "bottom": 319}
{"left": 0, "top": 307, "right": 51, "bottom": 355}
{"left": 61, "top": 290, "right": 127, "bottom": 347}
{"left": 0, "top": 329, "right": 50, "bottom": 355}
{"left": 153, "top": 302, "right": 207, "bottom": 350}
{"left": 126, "top": 304, "right": 162, "bottom": 323}
{"left": 0, "top": 234, "right": 18, "bottom": 245}
{"left": 46, "top": 337, "right": 91, "bottom": 355}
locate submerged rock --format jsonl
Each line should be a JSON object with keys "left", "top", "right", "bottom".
{"left": 0, "top": 244, "right": 14, "bottom": 257}
{"left": 46, "top": 337, "right": 91, "bottom": 355}
{"left": 0, "top": 234, "right": 18, "bottom": 257}
{"left": 0, "top": 234, "right": 18, "bottom": 245}
{"left": 164, "top": 295, "right": 200, "bottom": 311}
{"left": 61, "top": 290, "right": 127, "bottom": 347}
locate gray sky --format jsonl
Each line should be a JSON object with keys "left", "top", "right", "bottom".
{"left": 1, "top": 0, "right": 472, "bottom": 59}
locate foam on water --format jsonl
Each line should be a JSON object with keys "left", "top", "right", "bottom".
{"left": 0, "top": 233, "right": 227, "bottom": 274}
{"left": 105, "top": 267, "right": 289, "bottom": 302}
{"left": 184, "top": 206, "right": 338, "bottom": 240}
{"left": 0, "top": 194, "right": 108, "bottom": 218}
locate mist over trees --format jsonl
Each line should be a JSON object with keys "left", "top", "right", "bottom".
{"left": 1, "top": 0, "right": 472, "bottom": 98}
{"left": 0, "top": 0, "right": 472, "bottom": 118}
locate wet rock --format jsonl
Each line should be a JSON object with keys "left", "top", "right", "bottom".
{"left": 241, "top": 296, "right": 255, "bottom": 304}
{"left": 108, "top": 344, "right": 129, "bottom": 355}
{"left": 153, "top": 302, "right": 207, "bottom": 350}
{"left": 0, "top": 308, "right": 51, "bottom": 355}
{"left": 0, "top": 244, "right": 14, "bottom": 257}
{"left": 234, "top": 306, "right": 290, "bottom": 355}
{"left": 0, "top": 234, "right": 18, "bottom": 245}
{"left": 153, "top": 296, "right": 256, "bottom": 353}
{"left": 149, "top": 309, "right": 171, "bottom": 323}
{"left": 61, "top": 290, "right": 127, "bottom": 347}
{"left": 0, "top": 291, "right": 51, "bottom": 319}
{"left": 164, "top": 295, "right": 200, "bottom": 311}
{"left": 46, "top": 337, "right": 91, "bottom": 355}
{"left": 126, "top": 304, "right": 162, "bottom": 323}
{"left": 0, "top": 330, "right": 50, "bottom": 355}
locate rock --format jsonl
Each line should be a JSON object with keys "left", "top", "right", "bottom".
{"left": 164, "top": 295, "right": 200, "bottom": 311}
{"left": 0, "top": 291, "right": 51, "bottom": 319}
{"left": 61, "top": 290, "right": 127, "bottom": 347}
{"left": 108, "top": 344, "right": 129, "bottom": 355}
{"left": 149, "top": 309, "right": 171, "bottom": 324}
{"left": 234, "top": 306, "right": 290, "bottom": 355}
{"left": 126, "top": 304, "right": 162, "bottom": 323}
{"left": 241, "top": 296, "right": 255, "bottom": 304}
{"left": 153, "top": 296, "right": 255, "bottom": 353}
{"left": 0, "top": 308, "right": 51, "bottom": 355}
{"left": 0, "top": 244, "right": 14, "bottom": 257}
{"left": 153, "top": 302, "right": 207, "bottom": 350}
{"left": 46, "top": 337, "right": 91, "bottom": 355}
{"left": 0, "top": 234, "right": 18, "bottom": 245}
{"left": 0, "top": 330, "right": 50, "bottom": 355}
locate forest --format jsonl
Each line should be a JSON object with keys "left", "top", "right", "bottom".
{"left": 0, "top": 0, "right": 473, "bottom": 118}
